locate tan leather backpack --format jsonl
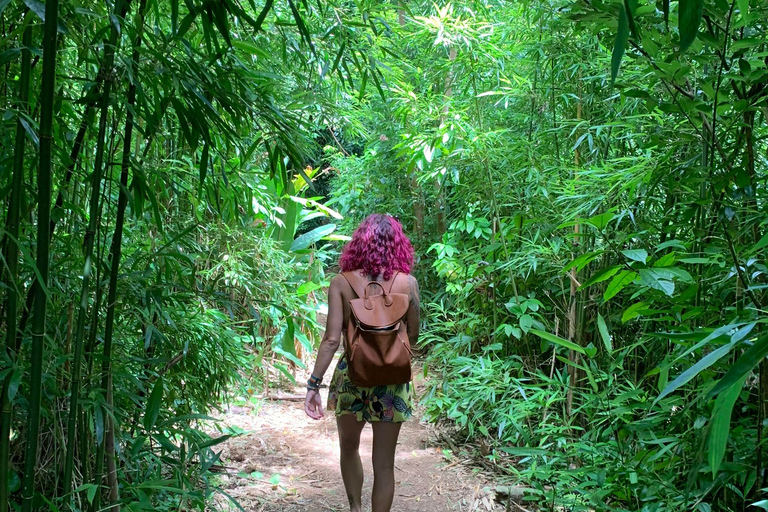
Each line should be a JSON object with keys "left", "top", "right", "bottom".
{"left": 341, "top": 271, "right": 413, "bottom": 387}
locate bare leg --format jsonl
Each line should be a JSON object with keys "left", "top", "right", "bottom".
{"left": 371, "top": 421, "right": 403, "bottom": 512}
{"left": 337, "top": 414, "right": 366, "bottom": 512}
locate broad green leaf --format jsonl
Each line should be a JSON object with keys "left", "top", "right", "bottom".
{"left": 708, "top": 333, "right": 768, "bottom": 398}
{"left": 290, "top": 224, "right": 336, "bottom": 252}
{"left": 143, "top": 377, "right": 164, "bottom": 432}
{"left": 679, "top": 0, "right": 704, "bottom": 52}
{"left": 585, "top": 212, "right": 615, "bottom": 230}
{"left": 604, "top": 270, "right": 637, "bottom": 301}
{"left": 639, "top": 269, "right": 675, "bottom": 295}
{"left": 707, "top": 372, "right": 747, "bottom": 477}
{"left": 530, "top": 329, "right": 586, "bottom": 355}
{"left": 621, "top": 249, "right": 648, "bottom": 263}
{"left": 653, "top": 252, "right": 676, "bottom": 267}
{"left": 597, "top": 314, "right": 613, "bottom": 352}
{"left": 519, "top": 314, "right": 535, "bottom": 333}
{"left": 611, "top": 2, "right": 629, "bottom": 85}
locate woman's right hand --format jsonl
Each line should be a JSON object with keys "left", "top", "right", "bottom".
{"left": 304, "top": 389, "right": 324, "bottom": 420}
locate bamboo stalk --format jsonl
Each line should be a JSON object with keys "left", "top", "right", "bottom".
{"left": 21, "top": 0, "right": 59, "bottom": 509}
{"left": 0, "top": 18, "right": 32, "bottom": 512}
{"left": 566, "top": 66, "right": 583, "bottom": 419}
{"left": 97, "top": 2, "right": 148, "bottom": 509}
{"left": 61, "top": 0, "right": 129, "bottom": 500}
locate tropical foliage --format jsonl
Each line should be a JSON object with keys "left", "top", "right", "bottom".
{"left": 3, "top": 0, "right": 768, "bottom": 510}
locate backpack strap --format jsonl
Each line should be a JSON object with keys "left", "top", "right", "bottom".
{"left": 341, "top": 272, "right": 368, "bottom": 299}
{"left": 386, "top": 271, "right": 400, "bottom": 294}
{"left": 341, "top": 271, "right": 401, "bottom": 298}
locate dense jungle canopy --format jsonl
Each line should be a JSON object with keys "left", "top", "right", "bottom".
{"left": 2, "top": 0, "right": 768, "bottom": 510}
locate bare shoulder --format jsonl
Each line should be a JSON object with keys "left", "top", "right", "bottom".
{"left": 403, "top": 273, "right": 419, "bottom": 294}
{"left": 329, "top": 273, "right": 348, "bottom": 291}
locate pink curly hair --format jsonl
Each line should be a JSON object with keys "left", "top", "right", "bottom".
{"left": 339, "top": 214, "right": 414, "bottom": 279}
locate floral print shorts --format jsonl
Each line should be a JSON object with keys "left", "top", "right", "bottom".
{"left": 327, "top": 355, "right": 413, "bottom": 423}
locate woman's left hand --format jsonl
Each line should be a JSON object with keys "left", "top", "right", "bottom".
{"left": 304, "top": 389, "right": 324, "bottom": 420}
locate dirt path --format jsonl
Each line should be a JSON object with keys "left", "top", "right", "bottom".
{"left": 213, "top": 383, "right": 509, "bottom": 512}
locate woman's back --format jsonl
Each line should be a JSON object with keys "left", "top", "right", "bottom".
{"left": 327, "top": 270, "right": 420, "bottom": 351}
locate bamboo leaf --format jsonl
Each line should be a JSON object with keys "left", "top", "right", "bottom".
{"left": 197, "top": 434, "right": 232, "bottom": 450}
{"left": 707, "top": 372, "right": 747, "bottom": 477}
{"left": 604, "top": 270, "right": 637, "bottom": 301}
{"left": 199, "top": 143, "right": 209, "bottom": 189}
{"left": 624, "top": 0, "right": 639, "bottom": 40}
{"left": 579, "top": 265, "right": 621, "bottom": 290}
{"left": 0, "top": 48, "right": 20, "bottom": 66}
{"left": 290, "top": 224, "right": 336, "bottom": 252}
{"left": 22, "top": 0, "right": 45, "bottom": 21}
{"left": 177, "top": 9, "right": 197, "bottom": 39}
{"left": 611, "top": 2, "right": 629, "bottom": 85}
{"left": 708, "top": 333, "right": 768, "bottom": 398}
{"left": 597, "top": 314, "right": 613, "bottom": 352}
{"left": 737, "top": 0, "right": 748, "bottom": 21}
{"left": 622, "top": 301, "right": 648, "bottom": 322}
{"left": 253, "top": 0, "right": 274, "bottom": 32}
{"left": 752, "top": 232, "right": 768, "bottom": 252}
{"left": 211, "top": 0, "right": 232, "bottom": 46}
{"left": 655, "top": 338, "right": 739, "bottom": 404}
{"left": 678, "top": 0, "right": 704, "bottom": 52}
{"left": 143, "top": 377, "right": 164, "bottom": 432}
{"left": 287, "top": 0, "right": 313, "bottom": 52}
{"left": 530, "top": 329, "right": 586, "bottom": 355}
{"left": 7, "top": 369, "right": 22, "bottom": 401}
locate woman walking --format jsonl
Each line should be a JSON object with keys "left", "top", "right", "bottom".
{"left": 304, "top": 214, "right": 420, "bottom": 512}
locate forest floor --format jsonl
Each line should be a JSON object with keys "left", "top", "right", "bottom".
{"left": 211, "top": 373, "right": 524, "bottom": 512}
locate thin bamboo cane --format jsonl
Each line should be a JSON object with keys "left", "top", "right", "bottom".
{"left": 98, "top": 2, "right": 148, "bottom": 510}
{"left": 0, "top": 19, "right": 32, "bottom": 512}
{"left": 20, "top": 0, "right": 59, "bottom": 509}
{"left": 61, "top": 0, "right": 129, "bottom": 500}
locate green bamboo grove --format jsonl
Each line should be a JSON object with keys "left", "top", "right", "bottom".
{"left": 2, "top": 0, "right": 768, "bottom": 511}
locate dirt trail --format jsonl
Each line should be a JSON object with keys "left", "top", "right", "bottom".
{"left": 213, "top": 382, "right": 509, "bottom": 512}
